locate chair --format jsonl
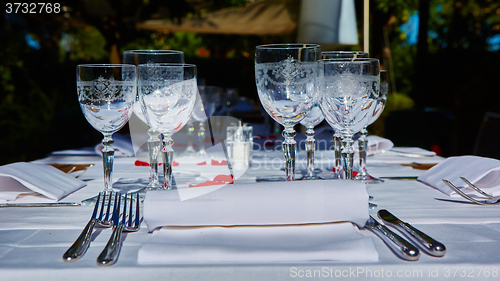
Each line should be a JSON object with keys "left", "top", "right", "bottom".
{"left": 473, "top": 112, "right": 500, "bottom": 159}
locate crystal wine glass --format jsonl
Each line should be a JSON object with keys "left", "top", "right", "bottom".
{"left": 299, "top": 103, "right": 324, "bottom": 179}
{"left": 355, "top": 70, "right": 388, "bottom": 183}
{"left": 319, "top": 58, "right": 380, "bottom": 180}
{"left": 76, "top": 64, "right": 136, "bottom": 202}
{"left": 137, "top": 63, "right": 197, "bottom": 189}
{"left": 321, "top": 51, "right": 368, "bottom": 179}
{"left": 123, "top": 50, "right": 184, "bottom": 189}
{"left": 255, "top": 44, "right": 321, "bottom": 181}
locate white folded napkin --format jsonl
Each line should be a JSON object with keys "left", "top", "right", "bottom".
{"left": 417, "top": 155, "right": 500, "bottom": 197}
{"left": 138, "top": 222, "right": 378, "bottom": 264}
{"left": 0, "top": 162, "right": 86, "bottom": 203}
{"left": 143, "top": 180, "right": 369, "bottom": 231}
{"left": 94, "top": 134, "right": 134, "bottom": 157}
{"left": 390, "top": 147, "right": 436, "bottom": 157}
{"left": 355, "top": 136, "right": 394, "bottom": 156}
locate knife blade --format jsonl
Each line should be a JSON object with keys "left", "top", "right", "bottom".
{"left": 378, "top": 209, "right": 446, "bottom": 257}
{"left": 364, "top": 215, "right": 420, "bottom": 261}
{"left": 0, "top": 202, "right": 80, "bottom": 208}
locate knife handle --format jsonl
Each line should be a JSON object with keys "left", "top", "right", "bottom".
{"left": 369, "top": 224, "right": 420, "bottom": 261}
{"left": 396, "top": 222, "right": 446, "bottom": 257}
{"left": 63, "top": 218, "right": 97, "bottom": 261}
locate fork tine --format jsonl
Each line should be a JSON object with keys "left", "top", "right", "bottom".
{"left": 122, "top": 194, "right": 127, "bottom": 226}
{"left": 442, "top": 179, "right": 488, "bottom": 205}
{"left": 128, "top": 194, "right": 133, "bottom": 227}
{"left": 460, "top": 177, "right": 494, "bottom": 199}
{"left": 134, "top": 193, "right": 140, "bottom": 228}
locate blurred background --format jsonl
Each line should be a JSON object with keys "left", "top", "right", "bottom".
{"left": 1, "top": 0, "right": 500, "bottom": 165}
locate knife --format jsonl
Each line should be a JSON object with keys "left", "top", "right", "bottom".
{"left": 378, "top": 209, "right": 446, "bottom": 257}
{"left": 0, "top": 202, "right": 80, "bottom": 208}
{"left": 364, "top": 215, "right": 420, "bottom": 261}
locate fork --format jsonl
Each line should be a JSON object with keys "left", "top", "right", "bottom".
{"left": 63, "top": 191, "right": 114, "bottom": 261}
{"left": 442, "top": 179, "right": 500, "bottom": 205}
{"left": 97, "top": 193, "right": 141, "bottom": 265}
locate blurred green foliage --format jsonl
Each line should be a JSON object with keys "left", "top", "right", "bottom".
{"left": 0, "top": 27, "right": 57, "bottom": 164}
{"left": 121, "top": 32, "right": 203, "bottom": 58}
{"left": 59, "top": 26, "right": 108, "bottom": 63}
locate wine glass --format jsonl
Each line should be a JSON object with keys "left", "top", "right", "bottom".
{"left": 321, "top": 51, "right": 368, "bottom": 179}
{"left": 322, "top": 51, "right": 368, "bottom": 59}
{"left": 123, "top": 50, "right": 184, "bottom": 189}
{"left": 355, "top": 70, "right": 388, "bottom": 183}
{"left": 255, "top": 43, "right": 321, "bottom": 181}
{"left": 299, "top": 103, "right": 324, "bottom": 179}
{"left": 76, "top": 64, "right": 136, "bottom": 203}
{"left": 319, "top": 58, "right": 380, "bottom": 180}
{"left": 193, "top": 86, "right": 220, "bottom": 156}
{"left": 137, "top": 63, "right": 197, "bottom": 189}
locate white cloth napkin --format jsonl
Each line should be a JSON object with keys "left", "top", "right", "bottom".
{"left": 143, "top": 180, "right": 370, "bottom": 231}
{"left": 0, "top": 162, "right": 86, "bottom": 203}
{"left": 390, "top": 147, "right": 436, "bottom": 157}
{"left": 417, "top": 155, "right": 500, "bottom": 197}
{"left": 138, "top": 222, "right": 378, "bottom": 264}
{"left": 140, "top": 180, "right": 376, "bottom": 264}
{"left": 355, "top": 136, "right": 394, "bottom": 156}
{"left": 94, "top": 134, "right": 134, "bottom": 157}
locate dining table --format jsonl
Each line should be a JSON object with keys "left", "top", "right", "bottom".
{"left": 2, "top": 139, "right": 500, "bottom": 281}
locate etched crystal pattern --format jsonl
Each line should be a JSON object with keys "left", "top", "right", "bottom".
{"left": 255, "top": 57, "right": 317, "bottom": 126}
{"left": 77, "top": 76, "right": 135, "bottom": 134}
{"left": 320, "top": 74, "right": 379, "bottom": 135}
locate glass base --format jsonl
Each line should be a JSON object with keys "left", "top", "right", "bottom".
{"left": 256, "top": 175, "right": 304, "bottom": 182}
{"left": 355, "top": 174, "right": 385, "bottom": 184}
{"left": 81, "top": 190, "right": 142, "bottom": 206}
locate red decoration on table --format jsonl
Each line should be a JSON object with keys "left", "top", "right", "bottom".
{"left": 211, "top": 159, "right": 228, "bottom": 166}
{"left": 135, "top": 160, "right": 177, "bottom": 166}
{"left": 197, "top": 161, "right": 207, "bottom": 165}
{"left": 263, "top": 140, "right": 275, "bottom": 147}
{"left": 332, "top": 167, "right": 357, "bottom": 177}
{"left": 135, "top": 160, "right": 149, "bottom": 166}
{"left": 189, "top": 174, "right": 234, "bottom": 187}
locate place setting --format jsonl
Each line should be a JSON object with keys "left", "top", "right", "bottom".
{"left": 0, "top": 45, "right": 456, "bottom": 268}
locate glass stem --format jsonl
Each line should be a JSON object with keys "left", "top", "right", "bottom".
{"left": 162, "top": 135, "right": 175, "bottom": 190}
{"left": 356, "top": 127, "right": 369, "bottom": 180}
{"left": 282, "top": 126, "right": 297, "bottom": 181}
{"left": 305, "top": 126, "right": 316, "bottom": 178}
{"left": 101, "top": 134, "right": 114, "bottom": 191}
{"left": 185, "top": 121, "right": 195, "bottom": 153}
{"left": 198, "top": 122, "right": 207, "bottom": 155}
{"left": 333, "top": 132, "right": 344, "bottom": 179}
{"left": 147, "top": 128, "right": 161, "bottom": 188}
{"left": 341, "top": 136, "right": 354, "bottom": 180}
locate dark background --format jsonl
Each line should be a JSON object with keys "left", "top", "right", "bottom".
{"left": 1, "top": 0, "right": 500, "bottom": 164}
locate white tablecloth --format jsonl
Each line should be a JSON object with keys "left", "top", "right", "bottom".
{"left": 1, "top": 149, "right": 499, "bottom": 280}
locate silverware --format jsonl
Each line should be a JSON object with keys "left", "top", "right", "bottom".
{"left": 378, "top": 209, "right": 446, "bottom": 257}
{"left": 364, "top": 215, "right": 420, "bottom": 261}
{"left": 0, "top": 202, "right": 80, "bottom": 208}
{"left": 442, "top": 179, "right": 500, "bottom": 205}
{"left": 63, "top": 192, "right": 112, "bottom": 261}
{"left": 379, "top": 176, "right": 418, "bottom": 180}
{"left": 97, "top": 193, "right": 141, "bottom": 266}
{"left": 75, "top": 164, "right": 94, "bottom": 178}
